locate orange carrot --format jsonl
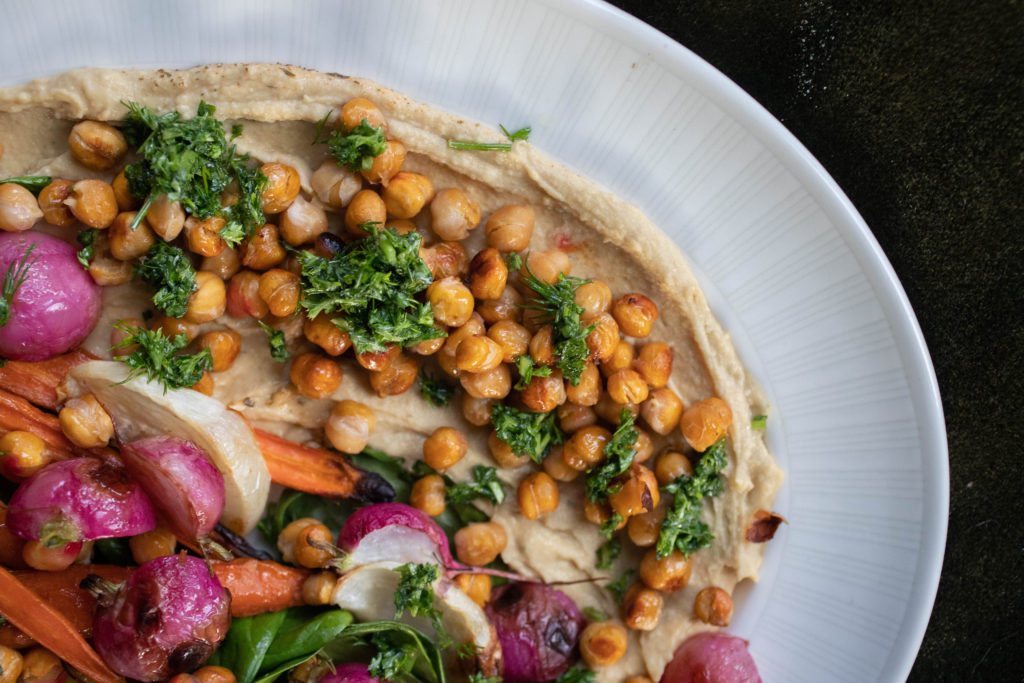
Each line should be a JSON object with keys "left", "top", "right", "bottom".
{"left": 0, "top": 387, "right": 79, "bottom": 458}
{"left": 0, "top": 349, "right": 94, "bottom": 412}
{"left": 11, "top": 565, "right": 131, "bottom": 637}
{"left": 211, "top": 558, "right": 310, "bottom": 617}
{"left": 255, "top": 428, "right": 376, "bottom": 499}
{"left": 0, "top": 565, "right": 121, "bottom": 682}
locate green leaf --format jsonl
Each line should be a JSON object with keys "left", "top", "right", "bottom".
{"left": 321, "top": 620, "right": 446, "bottom": 683}
{"left": 751, "top": 414, "right": 768, "bottom": 430}
{"left": 257, "top": 321, "right": 289, "bottom": 362}
{"left": 326, "top": 119, "right": 388, "bottom": 171}
{"left": 257, "top": 607, "right": 353, "bottom": 674}
{"left": 76, "top": 228, "right": 98, "bottom": 269}
{"left": 447, "top": 465, "right": 505, "bottom": 506}
{"left": 656, "top": 438, "right": 729, "bottom": 558}
{"left": 133, "top": 241, "right": 197, "bottom": 318}
{"left": 111, "top": 323, "right": 212, "bottom": 393}
{"left": 554, "top": 666, "right": 597, "bottom": 682}
{"left": 447, "top": 123, "right": 531, "bottom": 152}
{"left": 208, "top": 610, "right": 286, "bottom": 683}
{"left": 582, "top": 606, "right": 607, "bottom": 622}
{"left": 490, "top": 403, "right": 564, "bottom": 463}
{"left": 256, "top": 488, "right": 357, "bottom": 552}
{"left": 368, "top": 631, "right": 417, "bottom": 680}
{"left": 520, "top": 264, "right": 594, "bottom": 385}
{"left": 418, "top": 371, "right": 456, "bottom": 407}
{"left": 513, "top": 354, "right": 553, "bottom": 390}
{"left": 0, "top": 175, "right": 51, "bottom": 194}
{"left": 595, "top": 536, "right": 621, "bottom": 571}
{"left": 584, "top": 410, "right": 640, "bottom": 502}
{"left": 605, "top": 569, "right": 635, "bottom": 605}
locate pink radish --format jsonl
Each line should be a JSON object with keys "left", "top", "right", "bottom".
{"left": 320, "top": 663, "right": 382, "bottom": 683}
{"left": 337, "top": 502, "right": 460, "bottom": 569}
{"left": 660, "top": 632, "right": 762, "bottom": 683}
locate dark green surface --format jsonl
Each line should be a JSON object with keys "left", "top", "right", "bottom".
{"left": 608, "top": 1, "right": 1023, "bottom": 680}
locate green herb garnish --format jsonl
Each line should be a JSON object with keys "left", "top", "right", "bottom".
{"left": 112, "top": 324, "right": 212, "bottom": 393}
{"left": 257, "top": 321, "right": 289, "bottom": 362}
{"left": 582, "top": 606, "right": 607, "bottom": 623}
{"left": 605, "top": 569, "right": 635, "bottom": 605}
{"left": 76, "top": 229, "right": 98, "bottom": 269}
{"left": 448, "top": 465, "right": 505, "bottom": 506}
{"left": 599, "top": 512, "right": 624, "bottom": 539}
{"left": 490, "top": 403, "right": 564, "bottom": 463}
{"left": 325, "top": 119, "right": 388, "bottom": 172}
{"left": 554, "top": 666, "right": 597, "bottom": 683}
{"left": 513, "top": 354, "right": 553, "bottom": 390}
{"left": 368, "top": 632, "right": 417, "bottom": 680}
{"left": 521, "top": 265, "right": 594, "bottom": 385}
{"left": 134, "top": 242, "right": 197, "bottom": 318}
{"left": 468, "top": 674, "right": 502, "bottom": 683}
{"left": 393, "top": 563, "right": 449, "bottom": 645}
{"left": 0, "top": 244, "right": 35, "bottom": 328}
{"left": 595, "top": 536, "right": 621, "bottom": 571}
{"left": 504, "top": 251, "right": 523, "bottom": 271}
{"left": 751, "top": 414, "right": 768, "bottom": 430}
{"left": 447, "top": 125, "right": 531, "bottom": 152}
{"left": 419, "top": 370, "right": 456, "bottom": 407}
{"left": 0, "top": 175, "right": 51, "bottom": 194}
{"left": 656, "top": 438, "right": 728, "bottom": 558}
{"left": 584, "top": 410, "right": 640, "bottom": 502}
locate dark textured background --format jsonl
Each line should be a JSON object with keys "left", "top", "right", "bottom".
{"left": 605, "top": 1, "right": 1023, "bottom": 680}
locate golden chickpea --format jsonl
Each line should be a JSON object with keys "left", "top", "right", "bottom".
{"left": 411, "top": 474, "right": 447, "bottom": 517}
{"left": 584, "top": 499, "right": 624, "bottom": 530}
{"left": 627, "top": 505, "right": 667, "bottom": 548}
{"left": 191, "top": 371, "right": 215, "bottom": 396}
{"left": 612, "top": 293, "right": 659, "bottom": 338}
{"left": 488, "top": 430, "right": 530, "bottom": 469}
{"left": 67, "top": 120, "right": 126, "bottom": 170}
{"left": 694, "top": 586, "right": 733, "bottom": 627}
{"left": 351, "top": 346, "right": 395, "bottom": 374}
{"left": 260, "top": 162, "right": 301, "bottom": 214}
{"left": 185, "top": 271, "right": 227, "bottom": 323}
{"left": 477, "top": 285, "right": 523, "bottom": 324}
{"left": 600, "top": 339, "right": 634, "bottom": 378}
{"left": 369, "top": 352, "right": 419, "bottom": 397}
{"left": 428, "top": 276, "right": 475, "bottom": 327}
{"left": 184, "top": 215, "right": 227, "bottom": 257}
{"left": 456, "top": 334, "right": 504, "bottom": 373}
{"left": 606, "top": 368, "right": 649, "bottom": 405}
{"left": 129, "top": 527, "right": 177, "bottom": 564}
{"left": 65, "top": 179, "right": 118, "bottom": 229}
{"left": 460, "top": 364, "right": 512, "bottom": 400}
{"left": 430, "top": 187, "right": 481, "bottom": 241}
{"left": 0, "top": 182, "right": 43, "bottom": 232}
{"left": 485, "top": 204, "right": 534, "bottom": 252}
{"left": 345, "top": 189, "right": 387, "bottom": 235}
{"left": 362, "top": 139, "right": 407, "bottom": 186}
{"left": 325, "top": 400, "right": 376, "bottom": 454}
{"left": 290, "top": 352, "right": 343, "bottom": 399}
{"left": 633, "top": 342, "right": 673, "bottom": 388}
{"left": 0, "top": 644, "right": 24, "bottom": 683}
{"left": 226, "top": 270, "right": 270, "bottom": 319}
{"left": 575, "top": 280, "right": 612, "bottom": 318}
{"left": 386, "top": 219, "right": 419, "bottom": 235}
{"left": 633, "top": 429, "right": 653, "bottom": 464}
{"left": 595, "top": 392, "right": 639, "bottom": 425}
{"left": 277, "top": 518, "right": 321, "bottom": 564}
{"left": 557, "top": 403, "right": 598, "bottom": 433}
{"left": 294, "top": 523, "right": 335, "bottom": 568}
{"left": 639, "top": 548, "right": 693, "bottom": 592}
{"left": 302, "top": 572, "right": 339, "bottom": 607}
{"left": 311, "top": 160, "right": 362, "bottom": 209}
{"left": 623, "top": 584, "right": 664, "bottom": 631}
{"left": 517, "top": 471, "right": 560, "bottom": 520}
{"left": 680, "top": 397, "right": 733, "bottom": 452}
{"left": 467, "top": 247, "right": 508, "bottom": 300}
{"left": 521, "top": 371, "right": 567, "bottom": 413}
{"left": 20, "top": 647, "right": 65, "bottom": 683}
{"left": 339, "top": 97, "right": 386, "bottom": 131}
{"left": 59, "top": 394, "right": 114, "bottom": 448}
{"left": 38, "top": 179, "right": 75, "bottom": 227}
{"left": 583, "top": 313, "right": 620, "bottom": 363}
{"left": 542, "top": 445, "right": 579, "bottom": 482}
{"left": 304, "top": 314, "right": 353, "bottom": 356}
{"left": 655, "top": 451, "right": 692, "bottom": 486}
{"left": 383, "top": 171, "right": 434, "bottom": 219}
{"left": 455, "top": 521, "right": 507, "bottom": 566}
{"left": 609, "top": 464, "right": 660, "bottom": 519}
{"left": 640, "top": 388, "right": 683, "bottom": 436}
{"left": 419, "top": 240, "right": 469, "bottom": 280}
{"left": 146, "top": 195, "right": 185, "bottom": 241}
{"left": 149, "top": 312, "right": 200, "bottom": 343}
{"left": 242, "top": 223, "right": 287, "bottom": 271}
{"left": 580, "top": 621, "right": 628, "bottom": 668}
{"left": 258, "top": 268, "right": 301, "bottom": 317}
{"left": 421, "top": 426, "right": 468, "bottom": 471}
{"left": 0, "top": 430, "right": 49, "bottom": 480}
{"left": 527, "top": 325, "right": 557, "bottom": 367}
{"left": 280, "top": 195, "right": 329, "bottom": 246}
{"left": 564, "top": 425, "right": 612, "bottom": 471}
{"left": 565, "top": 361, "right": 600, "bottom": 406}
{"left": 111, "top": 170, "right": 139, "bottom": 211}
{"left": 454, "top": 397, "right": 489, "bottom": 428}
{"left": 86, "top": 231, "right": 133, "bottom": 285}
{"left": 523, "top": 249, "right": 571, "bottom": 285}
{"left": 109, "top": 211, "right": 156, "bottom": 261}
{"left": 487, "top": 320, "right": 530, "bottom": 362}
{"left": 199, "top": 329, "right": 243, "bottom": 372}
{"left": 455, "top": 572, "right": 492, "bottom": 608}
{"left": 409, "top": 330, "right": 446, "bottom": 356}
{"left": 201, "top": 246, "right": 241, "bottom": 281}
{"left": 625, "top": 678, "right": 655, "bottom": 683}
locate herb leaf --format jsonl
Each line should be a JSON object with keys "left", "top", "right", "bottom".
{"left": 595, "top": 536, "right": 621, "bottom": 571}
{"left": 490, "top": 404, "right": 564, "bottom": 463}
{"left": 0, "top": 175, "right": 51, "bottom": 194}
{"left": 599, "top": 512, "right": 624, "bottom": 539}
{"left": 419, "top": 371, "right": 456, "bottom": 407}
{"left": 257, "top": 321, "right": 289, "bottom": 362}
{"left": 112, "top": 323, "right": 212, "bottom": 393}
{"left": 584, "top": 410, "right": 639, "bottom": 502}
{"left": 76, "top": 229, "right": 98, "bottom": 269}
{"left": 605, "top": 569, "right": 635, "bottom": 605}
{"left": 393, "top": 563, "right": 450, "bottom": 646}
{"left": 513, "top": 354, "right": 552, "bottom": 390}
{"left": 554, "top": 666, "right": 597, "bottom": 683}
{"left": 751, "top": 414, "right": 768, "bottom": 430}
{"left": 447, "top": 465, "right": 505, "bottom": 506}
{"left": 499, "top": 125, "right": 532, "bottom": 142}
{"left": 368, "top": 631, "right": 417, "bottom": 680}
{"left": 326, "top": 119, "right": 388, "bottom": 172}
{"left": 448, "top": 124, "right": 532, "bottom": 152}
{"left": 134, "top": 242, "right": 197, "bottom": 318}
{"left": 521, "top": 265, "right": 594, "bottom": 385}
{"left": 656, "top": 438, "right": 729, "bottom": 558}
{"left": 0, "top": 244, "right": 35, "bottom": 328}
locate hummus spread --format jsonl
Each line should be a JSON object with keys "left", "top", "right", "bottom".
{"left": 0, "top": 64, "right": 783, "bottom": 680}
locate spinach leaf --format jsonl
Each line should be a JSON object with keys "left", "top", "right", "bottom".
{"left": 321, "top": 620, "right": 446, "bottom": 683}
{"left": 208, "top": 610, "right": 285, "bottom": 683}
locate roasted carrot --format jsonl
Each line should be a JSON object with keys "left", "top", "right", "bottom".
{"left": 0, "top": 505, "right": 28, "bottom": 569}
{"left": 211, "top": 558, "right": 310, "bottom": 617}
{"left": 0, "top": 565, "right": 121, "bottom": 683}
{"left": 0, "top": 349, "right": 94, "bottom": 412}
{"left": 0, "top": 387, "right": 79, "bottom": 459}
{"left": 12, "top": 565, "right": 131, "bottom": 637}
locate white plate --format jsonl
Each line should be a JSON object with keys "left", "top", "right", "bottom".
{"left": 0, "top": 1, "right": 948, "bottom": 680}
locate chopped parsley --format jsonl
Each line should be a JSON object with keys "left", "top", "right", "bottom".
{"left": 504, "top": 251, "right": 523, "bottom": 271}
{"left": 134, "top": 242, "right": 197, "bottom": 318}
{"left": 595, "top": 536, "right": 621, "bottom": 571}
{"left": 468, "top": 674, "right": 502, "bottom": 683}
{"left": 599, "top": 512, "right": 624, "bottom": 539}
{"left": 490, "top": 404, "right": 564, "bottom": 463}
{"left": 513, "top": 354, "right": 553, "bottom": 390}
{"left": 751, "top": 414, "right": 768, "bottom": 430}
{"left": 325, "top": 119, "right": 388, "bottom": 172}
{"left": 419, "top": 370, "right": 456, "bottom": 407}
{"left": 368, "top": 632, "right": 416, "bottom": 680}
{"left": 297, "top": 226, "right": 444, "bottom": 354}
{"left": 554, "top": 666, "right": 597, "bottom": 683}
{"left": 0, "top": 244, "right": 35, "bottom": 328}
{"left": 76, "top": 229, "right": 98, "bottom": 269}
{"left": 0, "top": 175, "right": 51, "bottom": 194}
{"left": 447, "top": 124, "right": 531, "bottom": 152}
{"left": 582, "top": 606, "right": 607, "bottom": 623}
{"left": 521, "top": 265, "right": 594, "bottom": 385}
{"left": 605, "top": 569, "right": 635, "bottom": 605}
{"left": 448, "top": 465, "right": 505, "bottom": 506}
{"left": 257, "top": 321, "right": 289, "bottom": 362}
{"left": 656, "top": 438, "right": 729, "bottom": 558}
{"left": 112, "top": 324, "right": 212, "bottom": 393}
{"left": 393, "top": 562, "right": 451, "bottom": 645}
{"left": 584, "top": 410, "right": 640, "bottom": 502}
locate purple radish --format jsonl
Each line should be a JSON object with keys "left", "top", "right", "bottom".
{"left": 337, "top": 502, "right": 460, "bottom": 569}
{"left": 660, "top": 632, "right": 762, "bottom": 683}
{"left": 320, "top": 663, "right": 383, "bottom": 683}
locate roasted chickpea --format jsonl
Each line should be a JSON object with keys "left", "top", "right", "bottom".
{"left": 419, "top": 240, "right": 469, "bottom": 279}
{"left": 386, "top": 219, "right": 419, "bottom": 235}
{"left": 564, "top": 425, "right": 612, "bottom": 471}
{"left": 277, "top": 518, "right": 321, "bottom": 564}
{"left": 694, "top": 586, "right": 733, "bottom": 626}
{"left": 339, "top": 97, "right": 386, "bottom": 131}
{"left": 627, "top": 505, "right": 667, "bottom": 548}
{"left": 633, "top": 342, "right": 673, "bottom": 388}
{"left": 85, "top": 231, "right": 133, "bottom": 285}
{"left": 184, "top": 215, "right": 227, "bottom": 257}
{"left": 227, "top": 270, "right": 270, "bottom": 319}
{"left": 583, "top": 499, "right": 627, "bottom": 531}
{"left": 612, "top": 293, "right": 659, "bottom": 338}
{"left": 639, "top": 548, "right": 692, "bottom": 592}
{"left": 280, "top": 195, "right": 329, "bottom": 246}
{"left": 356, "top": 344, "right": 399, "bottom": 372}
{"left": 302, "top": 572, "right": 339, "bottom": 606}
{"left": 565, "top": 361, "right": 600, "bottom": 406}
{"left": 521, "top": 370, "right": 567, "bottom": 413}
{"left": 517, "top": 471, "right": 560, "bottom": 520}
{"left": 150, "top": 312, "right": 200, "bottom": 343}
{"left": 409, "top": 474, "right": 448, "bottom": 517}
{"left": 460, "top": 364, "right": 512, "bottom": 399}
{"left": 526, "top": 324, "right": 557, "bottom": 367}
{"left": 304, "top": 314, "right": 353, "bottom": 356}
{"left": 21, "top": 539, "right": 81, "bottom": 571}
{"left": 0, "top": 644, "right": 24, "bottom": 683}
{"left": 325, "top": 400, "right": 376, "bottom": 454}
{"left": 383, "top": 171, "right": 434, "bottom": 219}
{"left": 431, "top": 187, "right": 481, "bottom": 241}
{"left": 241, "top": 223, "right": 287, "bottom": 270}
{"left": 146, "top": 195, "right": 185, "bottom": 241}
{"left": 362, "top": 138, "right": 407, "bottom": 185}
{"left": 185, "top": 271, "right": 227, "bottom": 323}
{"left": 111, "top": 170, "right": 139, "bottom": 211}
{"left": 428, "top": 276, "right": 475, "bottom": 327}
{"left": 258, "top": 268, "right": 301, "bottom": 317}
{"left": 595, "top": 392, "right": 639, "bottom": 425}
{"left": 488, "top": 430, "right": 530, "bottom": 469}
{"left": 68, "top": 120, "right": 126, "bottom": 171}
{"left": 522, "top": 249, "right": 571, "bottom": 285}
{"left": 456, "top": 334, "right": 504, "bottom": 373}
{"left": 455, "top": 573, "right": 492, "bottom": 608}
{"left": 290, "top": 353, "right": 343, "bottom": 399}
{"left": 191, "top": 371, "right": 215, "bottom": 396}
{"left": 454, "top": 521, "right": 507, "bottom": 566}
{"left": 542, "top": 445, "right": 579, "bottom": 482}
{"left": 607, "top": 368, "right": 649, "bottom": 405}
{"left": 200, "top": 329, "right": 243, "bottom": 372}
{"left": 574, "top": 280, "right": 612, "bottom": 318}
{"left": 369, "top": 352, "right": 419, "bottom": 397}
{"left": 680, "top": 397, "right": 733, "bottom": 452}
{"left": 109, "top": 211, "right": 156, "bottom": 261}
{"left": 485, "top": 204, "right": 534, "bottom": 252}
{"left": 294, "top": 523, "right": 335, "bottom": 569}
{"left": 19, "top": 647, "right": 65, "bottom": 683}
{"left": 625, "top": 678, "right": 655, "bottom": 683}
{"left": 557, "top": 403, "right": 597, "bottom": 434}
{"left": 59, "top": 394, "right": 114, "bottom": 448}
{"left": 655, "top": 451, "right": 692, "bottom": 486}
{"left": 583, "top": 313, "right": 620, "bottom": 363}
{"left": 0, "top": 183, "right": 42, "bottom": 232}
{"left": 0, "top": 430, "right": 49, "bottom": 480}
{"left": 38, "top": 179, "right": 75, "bottom": 226}
{"left": 260, "top": 162, "right": 301, "bottom": 214}
{"left": 345, "top": 189, "right": 387, "bottom": 235}
{"left": 311, "top": 160, "right": 362, "bottom": 209}
{"left": 422, "top": 426, "right": 468, "bottom": 471}
{"left": 580, "top": 622, "right": 628, "bottom": 668}
{"left": 409, "top": 330, "right": 446, "bottom": 356}
{"left": 600, "top": 339, "right": 634, "bottom": 378}
{"left": 623, "top": 584, "right": 664, "bottom": 631}
{"left": 200, "top": 246, "right": 241, "bottom": 281}
{"left": 467, "top": 247, "right": 508, "bottom": 300}
{"left": 453, "top": 398, "right": 489, "bottom": 429}
{"left": 633, "top": 429, "right": 653, "bottom": 464}
{"left": 487, "top": 320, "right": 530, "bottom": 362}
{"left": 477, "top": 285, "right": 523, "bottom": 324}
{"left": 129, "top": 527, "right": 177, "bottom": 564}
{"left": 65, "top": 179, "right": 118, "bottom": 229}
{"left": 609, "top": 464, "right": 660, "bottom": 519}
{"left": 634, "top": 395, "right": 677, "bottom": 442}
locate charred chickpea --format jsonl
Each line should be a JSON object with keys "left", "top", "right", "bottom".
{"left": 542, "top": 445, "right": 579, "bottom": 482}
{"left": 37, "top": 179, "right": 75, "bottom": 227}
{"left": 557, "top": 402, "right": 598, "bottom": 433}
{"left": 185, "top": 271, "right": 227, "bottom": 323}
{"left": 580, "top": 621, "right": 628, "bottom": 668}
{"left": 65, "top": 179, "right": 118, "bottom": 229}
{"left": 607, "top": 368, "right": 649, "bottom": 405}
{"left": 468, "top": 247, "right": 508, "bottom": 300}
{"left": 611, "top": 293, "right": 659, "bottom": 338}
{"left": 411, "top": 474, "right": 447, "bottom": 517}
{"left": 290, "top": 352, "right": 343, "bottom": 399}
{"left": 430, "top": 187, "right": 481, "bottom": 241}
{"left": 600, "top": 339, "right": 635, "bottom": 378}
{"left": 201, "top": 246, "right": 241, "bottom": 281}
{"left": 311, "top": 160, "right": 361, "bottom": 209}
{"left": 623, "top": 584, "right": 664, "bottom": 631}
{"left": 150, "top": 312, "right": 200, "bottom": 343}
{"left": 639, "top": 548, "right": 693, "bottom": 592}
{"left": 260, "top": 162, "right": 301, "bottom": 214}
{"left": 462, "top": 395, "right": 494, "bottom": 426}
{"left": 59, "top": 394, "right": 114, "bottom": 448}
{"left": 609, "top": 463, "right": 660, "bottom": 519}
{"left": 280, "top": 195, "right": 328, "bottom": 246}
{"left": 0, "top": 183, "right": 42, "bottom": 232}
{"left": 454, "top": 521, "right": 507, "bottom": 566}
{"left": 583, "top": 313, "right": 620, "bottom": 363}
{"left": 184, "top": 216, "right": 227, "bottom": 257}
{"left": 627, "top": 505, "right": 667, "bottom": 548}
{"left": 564, "top": 425, "right": 612, "bottom": 471}
{"left": 227, "top": 270, "right": 270, "bottom": 319}
{"left": 485, "top": 204, "right": 534, "bottom": 252}
{"left": 314, "top": 232, "right": 346, "bottom": 259}
{"left": 68, "top": 120, "right": 127, "bottom": 170}
{"left": 356, "top": 344, "right": 399, "bottom": 372}
{"left": 460, "top": 363, "right": 512, "bottom": 400}
{"left": 19, "top": 647, "right": 64, "bottom": 683}
{"left": 0, "top": 645, "right": 24, "bottom": 682}
{"left": 488, "top": 430, "right": 530, "bottom": 469}
{"left": 199, "top": 329, "right": 243, "bottom": 372}
{"left": 575, "top": 280, "right": 612, "bottom": 318}
{"left": 112, "top": 170, "right": 139, "bottom": 211}
{"left": 129, "top": 527, "right": 177, "bottom": 564}
{"left": 522, "top": 249, "right": 571, "bottom": 285}
{"left": 191, "top": 371, "right": 215, "bottom": 396}
{"left": 294, "top": 522, "right": 335, "bottom": 568}
{"left": 325, "top": 400, "right": 376, "bottom": 454}
{"left": 345, "top": 189, "right": 387, "bottom": 236}
{"left": 641, "top": 387, "right": 684, "bottom": 435}
{"left": 517, "top": 471, "right": 560, "bottom": 520}
{"left": 476, "top": 285, "right": 523, "bottom": 324}
{"left": 87, "top": 231, "right": 134, "bottom": 285}
{"left": 428, "top": 276, "right": 475, "bottom": 327}
{"left": 456, "top": 334, "right": 504, "bottom": 373}
{"left": 565, "top": 361, "right": 600, "bottom": 406}
{"left": 680, "top": 397, "right": 733, "bottom": 451}
{"left": 655, "top": 451, "right": 693, "bottom": 486}
{"left": 339, "top": 97, "right": 386, "bottom": 131}
{"left": 632, "top": 429, "right": 653, "bottom": 464}
{"left": 369, "top": 352, "right": 419, "bottom": 397}
{"left": 694, "top": 586, "right": 733, "bottom": 627}
{"left": 109, "top": 211, "right": 156, "bottom": 261}
{"left": 455, "top": 572, "right": 492, "bottom": 608}
{"left": 487, "top": 320, "right": 530, "bottom": 363}
{"left": 383, "top": 171, "right": 434, "bottom": 219}
{"left": 146, "top": 195, "right": 186, "bottom": 241}
{"left": 633, "top": 342, "right": 673, "bottom": 388}
{"left": 258, "top": 268, "right": 301, "bottom": 317}
{"left": 302, "top": 572, "right": 339, "bottom": 606}
{"left": 241, "top": 223, "right": 287, "bottom": 270}
{"left": 594, "top": 392, "right": 639, "bottom": 425}
{"left": 521, "top": 370, "right": 567, "bottom": 413}
{"left": 303, "top": 314, "right": 353, "bottom": 356}
{"left": 0, "top": 431, "right": 49, "bottom": 480}
{"left": 362, "top": 139, "right": 407, "bottom": 186}
{"left": 419, "top": 240, "right": 469, "bottom": 280}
